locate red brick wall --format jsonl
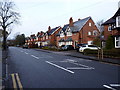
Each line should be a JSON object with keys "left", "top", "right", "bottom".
{"left": 103, "top": 25, "right": 118, "bottom": 40}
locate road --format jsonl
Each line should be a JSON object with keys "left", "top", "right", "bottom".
{"left": 7, "top": 47, "right": 120, "bottom": 89}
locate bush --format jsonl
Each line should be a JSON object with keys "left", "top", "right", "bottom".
{"left": 42, "top": 46, "right": 59, "bottom": 51}
{"left": 83, "top": 49, "right": 98, "bottom": 55}
{"left": 105, "top": 35, "right": 114, "bottom": 49}
{"left": 84, "top": 49, "right": 120, "bottom": 58}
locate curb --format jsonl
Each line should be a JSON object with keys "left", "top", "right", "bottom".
{"left": 66, "top": 55, "right": 120, "bottom": 66}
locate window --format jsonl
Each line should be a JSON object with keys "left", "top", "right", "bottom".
{"left": 115, "top": 36, "right": 120, "bottom": 48}
{"left": 116, "top": 16, "right": 120, "bottom": 27}
{"left": 93, "top": 30, "right": 98, "bottom": 36}
{"left": 89, "top": 23, "right": 91, "bottom": 26}
{"left": 67, "top": 31, "right": 72, "bottom": 36}
{"left": 108, "top": 25, "right": 112, "bottom": 31}
{"left": 88, "top": 31, "right": 91, "bottom": 35}
{"left": 60, "top": 32, "right": 64, "bottom": 37}
{"left": 46, "top": 35, "right": 48, "bottom": 39}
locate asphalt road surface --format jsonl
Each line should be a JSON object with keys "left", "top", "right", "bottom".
{"left": 7, "top": 47, "right": 120, "bottom": 89}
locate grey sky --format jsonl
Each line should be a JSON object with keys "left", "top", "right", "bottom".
{"left": 8, "top": 0, "right": 119, "bottom": 39}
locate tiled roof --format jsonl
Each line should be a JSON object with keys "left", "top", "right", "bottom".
{"left": 59, "top": 38, "right": 65, "bottom": 42}
{"left": 102, "top": 18, "right": 115, "bottom": 25}
{"left": 72, "top": 16, "right": 91, "bottom": 32}
{"left": 65, "top": 37, "right": 73, "bottom": 42}
{"left": 49, "top": 26, "right": 60, "bottom": 35}
{"left": 57, "top": 16, "right": 91, "bottom": 36}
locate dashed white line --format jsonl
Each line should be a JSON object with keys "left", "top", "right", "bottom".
{"left": 25, "top": 52, "right": 28, "bottom": 54}
{"left": 67, "top": 67, "right": 94, "bottom": 70}
{"left": 31, "top": 55, "right": 39, "bottom": 59}
{"left": 46, "top": 61, "right": 74, "bottom": 74}
{"left": 103, "top": 85, "right": 116, "bottom": 90}
{"left": 110, "top": 84, "right": 120, "bottom": 87}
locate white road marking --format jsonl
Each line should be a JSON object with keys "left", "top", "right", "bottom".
{"left": 103, "top": 85, "right": 116, "bottom": 90}
{"left": 46, "top": 61, "right": 74, "bottom": 74}
{"left": 110, "top": 84, "right": 120, "bottom": 87}
{"left": 31, "top": 55, "right": 39, "bottom": 59}
{"left": 25, "top": 52, "right": 28, "bottom": 54}
{"left": 67, "top": 67, "right": 94, "bottom": 70}
{"left": 69, "top": 61, "right": 95, "bottom": 69}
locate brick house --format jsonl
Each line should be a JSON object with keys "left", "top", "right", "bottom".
{"left": 25, "top": 34, "right": 37, "bottom": 48}
{"left": 102, "top": 4, "right": 120, "bottom": 48}
{"left": 56, "top": 16, "right": 99, "bottom": 48}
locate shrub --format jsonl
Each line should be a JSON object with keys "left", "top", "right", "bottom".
{"left": 105, "top": 35, "right": 114, "bottom": 49}
{"left": 83, "top": 49, "right": 98, "bottom": 55}
{"left": 84, "top": 49, "right": 120, "bottom": 58}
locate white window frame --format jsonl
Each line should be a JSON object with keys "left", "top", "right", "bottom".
{"left": 93, "top": 30, "right": 98, "bottom": 36}
{"left": 67, "top": 31, "right": 72, "bottom": 36}
{"left": 88, "top": 31, "right": 91, "bottom": 35}
{"left": 108, "top": 25, "right": 112, "bottom": 31}
{"left": 116, "top": 16, "right": 120, "bottom": 27}
{"left": 60, "top": 32, "right": 64, "bottom": 37}
{"left": 115, "top": 36, "right": 120, "bottom": 48}
{"left": 46, "top": 35, "right": 48, "bottom": 39}
{"left": 89, "top": 23, "right": 91, "bottom": 26}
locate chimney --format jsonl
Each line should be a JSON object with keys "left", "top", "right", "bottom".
{"left": 78, "top": 18, "right": 81, "bottom": 21}
{"left": 48, "top": 26, "right": 51, "bottom": 32}
{"left": 69, "top": 17, "right": 74, "bottom": 27}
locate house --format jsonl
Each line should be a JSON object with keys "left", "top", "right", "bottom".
{"left": 27, "top": 34, "right": 37, "bottom": 48}
{"left": 56, "top": 16, "right": 99, "bottom": 48}
{"left": 102, "top": 2, "right": 120, "bottom": 48}
{"left": 38, "top": 26, "right": 61, "bottom": 47}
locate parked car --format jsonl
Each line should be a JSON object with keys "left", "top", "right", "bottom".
{"left": 79, "top": 45, "right": 100, "bottom": 52}
{"left": 22, "top": 45, "right": 29, "bottom": 49}
{"left": 62, "top": 45, "right": 74, "bottom": 50}
{"left": 76, "top": 43, "right": 87, "bottom": 51}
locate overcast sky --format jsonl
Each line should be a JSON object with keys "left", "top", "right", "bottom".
{"left": 7, "top": 0, "right": 120, "bottom": 39}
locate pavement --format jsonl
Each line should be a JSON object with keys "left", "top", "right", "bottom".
{"left": 35, "top": 49, "right": 120, "bottom": 65}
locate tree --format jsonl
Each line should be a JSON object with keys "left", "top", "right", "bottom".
{"left": 0, "top": 0, "right": 20, "bottom": 50}
{"left": 96, "top": 20, "right": 104, "bottom": 34}
{"left": 106, "top": 35, "right": 114, "bottom": 49}
{"left": 15, "top": 34, "right": 25, "bottom": 46}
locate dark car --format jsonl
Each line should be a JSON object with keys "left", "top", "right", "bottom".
{"left": 62, "top": 45, "right": 74, "bottom": 50}
{"left": 22, "top": 45, "right": 28, "bottom": 49}
{"left": 76, "top": 43, "right": 87, "bottom": 51}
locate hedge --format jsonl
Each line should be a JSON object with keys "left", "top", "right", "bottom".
{"left": 84, "top": 49, "right": 120, "bottom": 58}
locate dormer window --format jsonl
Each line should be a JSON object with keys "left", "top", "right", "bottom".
{"left": 116, "top": 16, "right": 120, "bottom": 27}
{"left": 66, "top": 27, "right": 72, "bottom": 36}
{"left": 60, "top": 31, "right": 64, "bottom": 37}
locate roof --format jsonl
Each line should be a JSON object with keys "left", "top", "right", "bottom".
{"left": 72, "top": 16, "right": 91, "bottom": 32}
{"left": 102, "top": 18, "right": 115, "bottom": 25}
{"left": 49, "top": 26, "right": 60, "bottom": 35}
{"left": 113, "top": 8, "right": 120, "bottom": 18}
{"left": 65, "top": 37, "right": 73, "bottom": 42}
{"left": 59, "top": 38, "right": 65, "bottom": 42}
{"left": 57, "top": 16, "right": 91, "bottom": 36}
{"left": 102, "top": 8, "right": 120, "bottom": 25}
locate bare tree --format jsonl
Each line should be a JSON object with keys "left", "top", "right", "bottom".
{"left": 96, "top": 20, "right": 104, "bottom": 35}
{"left": 0, "top": 0, "right": 20, "bottom": 50}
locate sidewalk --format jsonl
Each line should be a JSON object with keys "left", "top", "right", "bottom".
{"left": 35, "top": 49, "right": 120, "bottom": 65}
